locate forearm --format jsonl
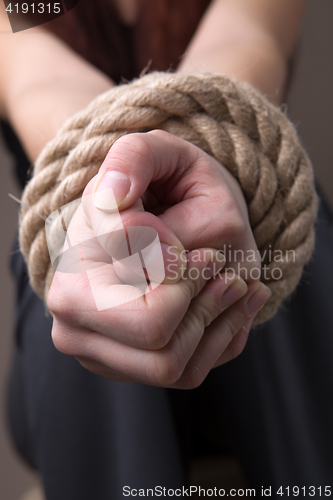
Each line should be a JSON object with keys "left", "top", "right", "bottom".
{"left": 178, "top": 0, "right": 305, "bottom": 105}
{"left": 0, "top": 3, "right": 113, "bottom": 161}
{"left": 179, "top": 37, "right": 287, "bottom": 105}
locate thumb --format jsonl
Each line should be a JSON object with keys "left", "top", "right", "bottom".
{"left": 91, "top": 130, "right": 199, "bottom": 211}
{"left": 82, "top": 172, "right": 186, "bottom": 285}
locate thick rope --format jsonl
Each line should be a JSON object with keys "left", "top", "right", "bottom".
{"left": 19, "top": 72, "right": 319, "bottom": 324}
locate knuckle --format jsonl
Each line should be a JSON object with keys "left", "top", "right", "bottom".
{"left": 227, "top": 336, "right": 247, "bottom": 360}
{"left": 196, "top": 302, "right": 217, "bottom": 329}
{"left": 149, "top": 351, "right": 184, "bottom": 387}
{"left": 222, "top": 212, "right": 248, "bottom": 243}
{"left": 47, "top": 280, "right": 68, "bottom": 318}
{"left": 46, "top": 282, "right": 58, "bottom": 314}
{"left": 190, "top": 299, "right": 218, "bottom": 331}
{"left": 141, "top": 327, "right": 171, "bottom": 351}
{"left": 51, "top": 322, "right": 77, "bottom": 357}
{"left": 113, "top": 133, "right": 155, "bottom": 164}
{"left": 212, "top": 192, "right": 247, "bottom": 242}
{"left": 146, "top": 129, "right": 170, "bottom": 141}
{"left": 222, "top": 307, "right": 249, "bottom": 340}
{"left": 47, "top": 276, "right": 84, "bottom": 326}
{"left": 47, "top": 293, "right": 70, "bottom": 323}
{"left": 181, "top": 364, "right": 206, "bottom": 390}
{"left": 186, "top": 275, "right": 201, "bottom": 299}
{"left": 138, "top": 310, "right": 174, "bottom": 350}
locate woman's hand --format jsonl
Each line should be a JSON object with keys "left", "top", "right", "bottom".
{"left": 47, "top": 131, "right": 271, "bottom": 388}
{"left": 90, "top": 130, "right": 262, "bottom": 282}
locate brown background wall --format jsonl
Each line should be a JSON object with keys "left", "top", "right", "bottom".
{"left": 0, "top": 1, "right": 332, "bottom": 498}
{"left": 288, "top": 1, "right": 333, "bottom": 207}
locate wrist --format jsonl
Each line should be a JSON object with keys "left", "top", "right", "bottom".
{"left": 7, "top": 77, "right": 113, "bottom": 161}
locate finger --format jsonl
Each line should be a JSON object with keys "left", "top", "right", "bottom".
{"left": 50, "top": 248, "right": 225, "bottom": 351}
{"left": 52, "top": 265, "right": 246, "bottom": 386}
{"left": 213, "top": 324, "right": 250, "bottom": 366}
{"left": 172, "top": 281, "right": 271, "bottom": 389}
{"left": 76, "top": 326, "right": 247, "bottom": 385}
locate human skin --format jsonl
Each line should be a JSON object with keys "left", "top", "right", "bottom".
{"left": 0, "top": 0, "right": 304, "bottom": 387}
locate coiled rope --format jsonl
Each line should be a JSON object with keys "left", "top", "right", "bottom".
{"left": 19, "top": 72, "right": 319, "bottom": 324}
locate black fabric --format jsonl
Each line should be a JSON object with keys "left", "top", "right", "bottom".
{"left": 6, "top": 193, "right": 333, "bottom": 499}
{"left": 0, "top": 121, "right": 31, "bottom": 189}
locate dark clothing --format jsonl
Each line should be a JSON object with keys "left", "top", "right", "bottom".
{"left": 1, "top": 121, "right": 31, "bottom": 189}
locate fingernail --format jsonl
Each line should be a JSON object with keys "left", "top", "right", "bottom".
{"left": 246, "top": 283, "right": 271, "bottom": 316}
{"left": 93, "top": 171, "right": 131, "bottom": 211}
{"left": 221, "top": 278, "right": 247, "bottom": 310}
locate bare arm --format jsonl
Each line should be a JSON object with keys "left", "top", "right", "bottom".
{"left": 0, "top": 2, "right": 113, "bottom": 160}
{"left": 0, "top": 0, "right": 304, "bottom": 161}
{"left": 179, "top": 0, "right": 305, "bottom": 104}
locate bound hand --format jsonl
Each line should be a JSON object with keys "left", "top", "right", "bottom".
{"left": 48, "top": 131, "right": 271, "bottom": 388}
